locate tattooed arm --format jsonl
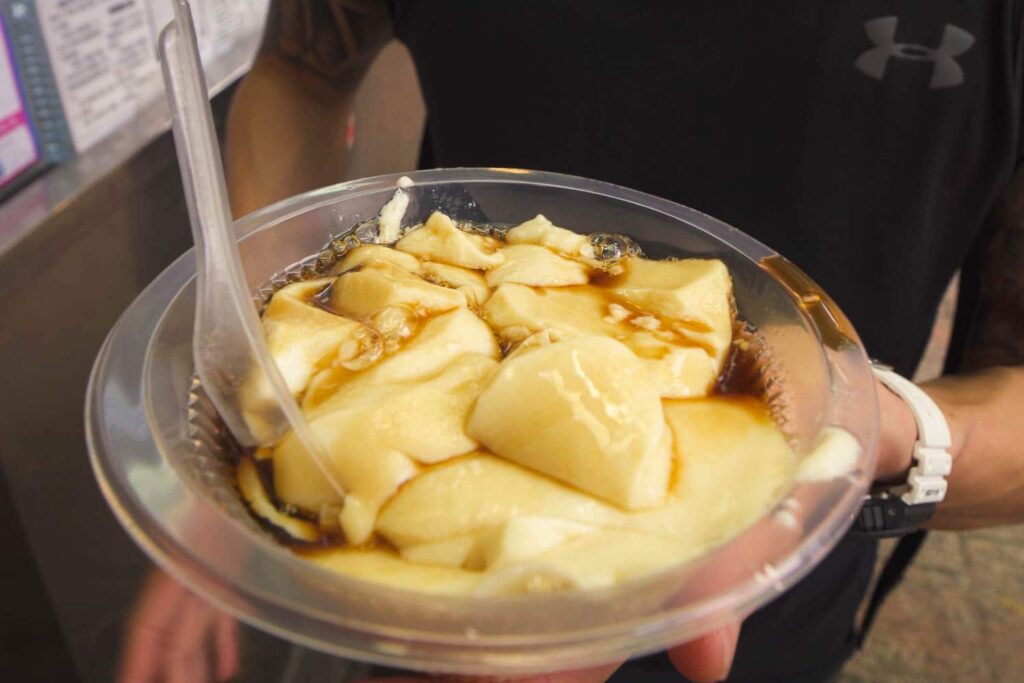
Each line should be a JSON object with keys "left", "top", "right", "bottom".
{"left": 226, "top": 0, "right": 392, "bottom": 217}
{"left": 874, "top": 168, "right": 1024, "bottom": 529}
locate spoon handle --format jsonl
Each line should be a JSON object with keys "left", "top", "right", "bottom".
{"left": 159, "top": 0, "right": 345, "bottom": 498}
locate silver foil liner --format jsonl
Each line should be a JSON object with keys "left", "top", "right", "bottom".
{"left": 184, "top": 376, "right": 270, "bottom": 539}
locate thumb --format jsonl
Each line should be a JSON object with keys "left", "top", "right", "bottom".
{"left": 666, "top": 622, "right": 740, "bottom": 683}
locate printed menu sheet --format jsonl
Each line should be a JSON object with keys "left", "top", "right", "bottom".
{"left": 37, "top": 0, "right": 266, "bottom": 153}
{"left": 0, "top": 20, "right": 39, "bottom": 188}
{"left": 147, "top": 0, "right": 267, "bottom": 63}
{"left": 35, "top": 0, "right": 160, "bottom": 152}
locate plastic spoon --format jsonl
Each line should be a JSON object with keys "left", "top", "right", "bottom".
{"left": 158, "top": 0, "right": 345, "bottom": 499}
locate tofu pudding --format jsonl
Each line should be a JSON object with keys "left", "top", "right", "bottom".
{"left": 236, "top": 212, "right": 796, "bottom": 595}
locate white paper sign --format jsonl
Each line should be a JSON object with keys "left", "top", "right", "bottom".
{"left": 207, "top": 0, "right": 246, "bottom": 57}
{"left": 38, "top": 0, "right": 265, "bottom": 153}
{"left": 36, "top": 0, "right": 160, "bottom": 152}
{"left": 147, "top": 0, "right": 265, "bottom": 67}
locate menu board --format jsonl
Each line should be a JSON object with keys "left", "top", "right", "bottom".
{"left": 35, "top": 0, "right": 159, "bottom": 152}
{"left": 0, "top": 17, "right": 38, "bottom": 189}
{"left": 35, "top": 0, "right": 266, "bottom": 153}
{"left": 147, "top": 0, "right": 265, "bottom": 64}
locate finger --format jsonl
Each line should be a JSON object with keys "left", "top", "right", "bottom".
{"left": 214, "top": 612, "right": 241, "bottom": 681}
{"left": 118, "top": 621, "right": 166, "bottom": 683}
{"left": 667, "top": 622, "right": 740, "bottom": 683}
{"left": 165, "top": 595, "right": 218, "bottom": 683}
{"left": 118, "top": 571, "right": 192, "bottom": 683}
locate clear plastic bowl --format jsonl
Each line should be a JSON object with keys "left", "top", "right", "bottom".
{"left": 85, "top": 168, "right": 878, "bottom": 675}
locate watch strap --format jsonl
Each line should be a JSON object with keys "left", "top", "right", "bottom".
{"left": 854, "top": 493, "right": 937, "bottom": 539}
{"left": 871, "top": 365, "right": 952, "bottom": 505}
{"left": 851, "top": 365, "right": 953, "bottom": 538}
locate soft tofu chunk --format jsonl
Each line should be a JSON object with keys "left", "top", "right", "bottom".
{"left": 396, "top": 211, "right": 504, "bottom": 269}
{"left": 608, "top": 257, "right": 733, "bottom": 364}
{"left": 419, "top": 261, "right": 491, "bottom": 306}
{"left": 377, "top": 453, "right": 625, "bottom": 548}
{"left": 307, "top": 548, "right": 483, "bottom": 595}
{"left": 330, "top": 262, "right": 466, "bottom": 319}
{"left": 486, "top": 244, "right": 590, "bottom": 287}
{"left": 483, "top": 284, "right": 720, "bottom": 397}
{"left": 332, "top": 244, "right": 420, "bottom": 274}
{"left": 467, "top": 337, "right": 671, "bottom": 509}
{"left": 504, "top": 214, "right": 594, "bottom": 260}
{"left": 259, "top": 278, "right": 365, "bottom": 396}
{"left": 273, "top": 354, "right": 499, "bottom": 543}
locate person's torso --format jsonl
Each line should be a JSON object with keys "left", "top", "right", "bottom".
{"left": 390, "top": 3, "right": 1022, "bottom": 680}
{"left": 394, "top": 0, "right": 1023, "bottom": 377}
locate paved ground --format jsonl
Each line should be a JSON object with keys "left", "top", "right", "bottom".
{"left": 839, "top": 528, "right": 1024, "bottom": 683}
{"left": 838, "top": 278, "right": 1024, "bottom": 682}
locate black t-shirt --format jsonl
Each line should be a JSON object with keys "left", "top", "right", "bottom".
{"left": 391, "top": 2, "right": 1021, "bottom": 681}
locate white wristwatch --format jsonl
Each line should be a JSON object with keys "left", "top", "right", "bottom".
{"left": 851, "top": 363, "right": 953, "bottom": 538}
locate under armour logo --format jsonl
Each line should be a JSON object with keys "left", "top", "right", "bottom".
{"left": 855, "top": 16, "right": 974, "bottom": 89}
